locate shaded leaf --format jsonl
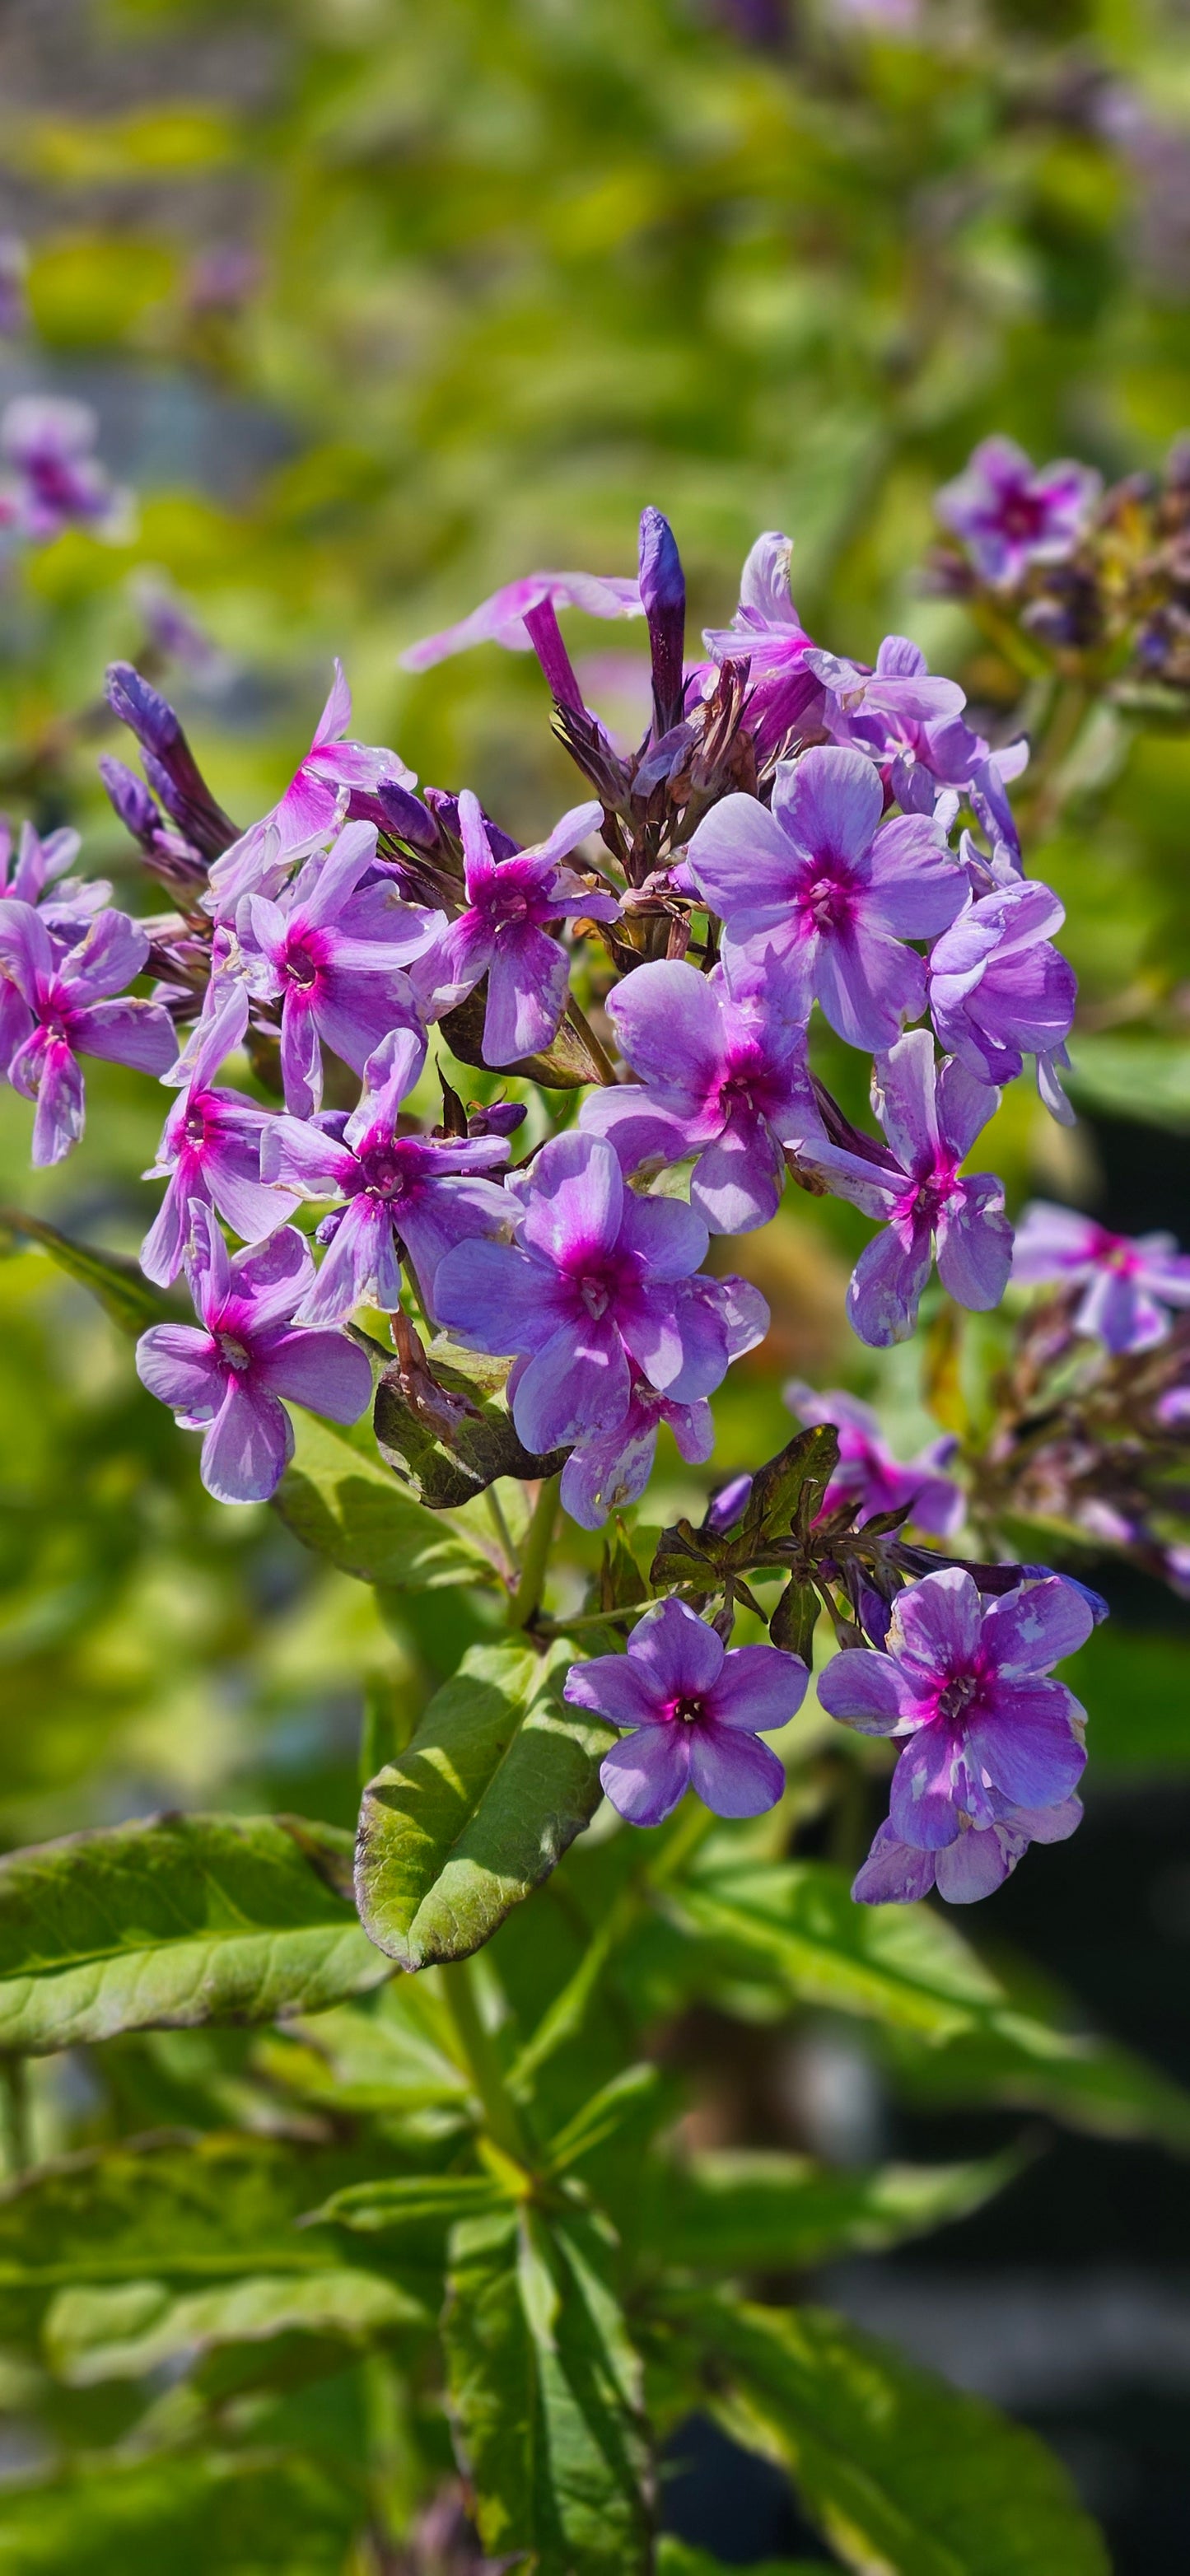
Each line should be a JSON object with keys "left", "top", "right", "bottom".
{"left": 441, "top": 983, "right": 607, "bottom": 1086}
{"left": 355, "top": 1640, "right": 615, "bottom": 1969}
{"left": 658, "top": 2548, "right": 828, "bottom": 2576}
{"left": 671, "top": 1860, "right": 1004, "bottom": 2038}
{"left": 309, "top": 2175, "right": 507, "bottom": 2235}
{"left": 0, "top": 1812, "right": 388, "bottom": 2055}
{"left": 275, "top": 1412, "right": 502, "bottom": 1590}
{"left": 0, "top": 2448, "right": 360, "bottom": 2574}
{"left": 883, "top": 1995, "right": 1190, "bottom": 2152}
{"left": 769, "top": 1581, "right": 820, "bottom": 1662}
{"left": 374, "top": 1323, "right": 565, "bottom": 1509}
{"left": 444, "top": 2207, "right": 651, "bottom": 2574}
{"left": 648, "top": 2148, "right": 1022, "bottom": 2275}
{"left": 674, "top": 2293, "right": 1109, "bottom": 2575}
{"left": 0, "top": 1206, "right": 172, "bottom": 1337}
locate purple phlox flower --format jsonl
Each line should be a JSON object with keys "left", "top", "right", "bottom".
{"left": 818, "top": 1564, "right": 1092, "bottom": 1879}
{"left": 638, "top": 506, "right": 687, "bottom": 736}
{"left": 0, "top": 396, "right": 130, "bottom": 544}
{"left": 140, "top": 1008, "right": 300, "bottom": 1288}
{"left": 565, "top": 1594, "right": 806, "bottom": 1826}
{"left": 927, "top": 878, "right": 1077, "bottom": 1122}
{"left": 413, "top": 790, "right": 612, "bottom": 1066}
{"left": 0, "top": 904, "right": 176, "bottom": 1164}
{"left": 433, "top": 1128, "right": 769, "bottom": 1461}
{"left": 236, "top": 819, "right": 441, "bottom": 1116}
{"left": 799, "top": 1027, "right": 1012, "bottom": 1346}
{"left": 399, "top": 569, "right": 643, "bottom": 675}
{"left": 0, "top": 819, "right": 110, "bottom": 945}
{"left": 206, "top": 662, "right": 418, "bottom": 902}
{"left": 784, "top": 1380, "right": 963, "bottom": 1538}
{"left": 936, "top": 436, "right": 1102, "bottom": 588}
{"left": 685, "top": 744, "right": 967, "bottom": 1052}
{"left": 808, "top": 635, "right": 967, "bottom": 742}
{"left": 259, "top": 1024, "right": 513, "bottom": 1326}
{"left": 136, "top": 1206, "right": 371, "bottom": 1505}
{"left": 163, "top": 925, "right": 251, "bottom": 1091}
{"left": 562, "top": 1275, "right": 767, "bottom": 1529}
{"left": 582, "top": 951, "right": 822, "bottom": 1234}
{"left": 854, "top": 1796, "right": 1083, "bottom": 1907}
{"left": 1011, "top": 1202, "right": 1190, "bottom": 1354}
{"left": 702, "top": 530, "right": 823, "bottom": 761}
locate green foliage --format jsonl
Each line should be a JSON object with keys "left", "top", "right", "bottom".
{"left": 275, "top": 1412, "right": 502, "bottom": 1593}
{"left": 0, "top": 1210, "right": 172, "bottom": 1337}
{"left": 646, "top": 2148, "right": 1025, "bottom": 2276}
{"left": 670, "top": 2294, "right": 1110, "bottom": 2575}
{"left": 0, "top": 2450, "right": 360, "bottom": 2574}
{"left": 355, "top": 1640, "right": 614, "bottom": 1967}
{"left": 0, "top": 1813, "right": 387, "bottom": 2053}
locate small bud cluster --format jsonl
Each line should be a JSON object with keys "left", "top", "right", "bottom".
{"left": 0, "top": 500, "right": 1108, "bottom": 1902}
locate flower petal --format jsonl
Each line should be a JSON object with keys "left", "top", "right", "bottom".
{"left": 564, "top": 1652, "right": 669, "bottom": 1726}
{"left": 200, "top": 1380, "right": 292, "bottom": 1505}
{"left": 600, "top": 1724, "right": 690, "bottom": 1826}
{"left": 688, "top": 1723, "right": 786, "bottom": 1817}
{"left": 704, "top": 1643, "right": 809, "bottom": 1732}
{"left": 981, "top": 1576, "right": 1094, "bottom": 1676}
{"left": 816, "top": 1646, "right": 913, "bottom": 1735}
{"left": 852, "top": 1819, "right": 937, "bottom": 1905}
{"left": 964, "top": 1679, "right": 1087, "bottom": 1808}
{"left": 252, "top": 1326, "right": 372, "bottom": 1423}
{"left": 137, "top": 1323, "right": 224, "bottom": 1420}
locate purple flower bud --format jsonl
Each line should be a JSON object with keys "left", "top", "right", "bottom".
{"left": 467, "top": 1099, "right": 527, "bottom": 1138}
{"left": 105, "top": 661, "right": 239, "bottom": 861}
{"left": 707, "top": 1472, "right": 753, "bottom": 1530}
{"left": 105, "top": 661, "right": 181, "bottom": 758}
{"left": 99, "top": 753, "right": 161, "bottom": 850}
{"left": 374, "top": 777, "right": 441, "bottom": 853}
{"left": 638, "top": 506, "right": 687, "bottom": 735}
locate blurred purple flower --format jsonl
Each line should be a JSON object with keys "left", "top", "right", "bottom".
{"left": 927, "top": 879, "right": 1077, "bottom": 1121}
{"left": 207, "top": 663, "right": 418, "bottom": 908}
{"left": 936, "top": 437, "right": 1101, "bottom": 588}
{"left": 562, "top": 1274, "right": 767, "bottom": 1528}
{"left": 238, "top": 819, "right": 441, "bottom": 1115}
{"left": 686, "top": 746, "right": 965, "bottom": 1052}
{"left": 854, "top": 1797, "right": 1084, "bottom": 1906}
{"left": 819, "top": 1565, "right": 1092, "bottom": 1870}
{"left": 1011, "top": 1202, "right": 1190, "bottom": 1353}
{"left": 0, "top": 905, "right": 175, "bottom": 1164}
{"left": 413, "top": 789, "right": 610, "bottom": 1066}
{"left": 799, "top": 1028, "right": 1011, "bottom": 1346}
{"left": 141, "top": 1010, "right": 299, "bottom": 1287}
{"left": 128, "top": 571, "right": 232, "bottom": 690}
{"left": 260, "top": 1024, "right": 512, "bottom": 1324}
{"left": 0, "top": 819, "right": 109, "bottom": 944}
{"left": 399, "top": 569, "right": 642, "bottom": 674}
{"left": 434, "top": 1129, "right": 766, "bottom": 1458}
{"left": 137, "top": 1207, "right": 371, "bottom": 1505}
{"left": 583, "top": 953, "right": 821, "bottom": 1233}
{"left": 785, "top": 1381, "right": 962, "bottom": 1537}
{"left": 565, "top": 1594, "right": 806, "bottom": 1825}
{"left": 0, "top": 397, "right": 130, "bottom": 544}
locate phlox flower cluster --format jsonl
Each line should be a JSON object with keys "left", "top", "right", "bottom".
{"left": 0, "top": 492, "right": 1106, "bottom": 1900}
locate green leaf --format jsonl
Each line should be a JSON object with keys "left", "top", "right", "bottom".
{"left": 373, "top": 1331, "right": 566, "bottom": 1508}
{"left": 444, "top": 2207, "right": 651, "bottom": 2575}
{"left": 769, "top": 1580, "right": 821, "bottom": 1662}
{"left": 671, "top": 1860, "right": 1004, "bottom": 2038}
{"left": 0, "top": 2449, "right": 359, "bottom": 2574}
{"left": 43, "top": 2268, "right": 427, "bottom": 2385}
{"left": 657, "top": 2547, "right": 828, "bottom": 2576}
{"left": 677, "top": 2294, "right": 1109, "bottom": 2575}
{"left": 742, "top": 1423, "right": 840, "bottom": 1546}
{"left": 275, "top": 1412, "right": 502, "bottom": 1591}
{"left": 0, "top": 1813, "right": 388, "bottom": 2055}
{"left": 254, "top": 1985, "right": 471, "bottom": 2121}
{"left": 1066, "top": 1035, "right": 1190, "bottom": 1132}
{"left": 355, "top": 1640, "right": 615, "bottom": 1968}
{"left": 884, "top": 1995, "right": 1190, "bottom": 2151}
{"left": 545, "top": 2065, "right": 663, "bottom": 2176}
{"left": 649, "top": 2148, "right": 1022, "bottom": 2274}
{"left": 0, "top": 2131, "right": 425, "bottom": 2346}
{"left": 307, "top": 2174, "right": 506, "bottom": 2234}
{"left": 0, "top": 1206, "right": 172, "bottom": 1337}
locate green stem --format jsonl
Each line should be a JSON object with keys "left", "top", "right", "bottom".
{"left": 485, "top": 1480, "right": 518, "bottom": 1582}
{"left": 538, "top": 1600, "right": 642, "bottom": 1637}
{"left": 442, "top": 1957, "right": 534, "bottom": 2168}
{"left": 506, "top": 1473, "right": 560, "bottom": 1631}
{"left": 0, "top": 2056, "right": 29, "bottom": 2178}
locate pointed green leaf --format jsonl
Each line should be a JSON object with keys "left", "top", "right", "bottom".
{"left": 444, "top": 2207, "right": 651, "bottom": 2575}
{"left": 0, "top": 1205, "right": 172, "bottom": 1336}
{"left": 649, "top": 2148, "right": 1022, "bottom": 2274}
{"left": 355, "top": 1640, "right": 615, "bottom": 1968}
{"left": 0, "top": 1813, "right": 388, "bottom": 2055}
{"left": 672, "top": 1860, "right": 1004, "bottom": 2037}
{"left": 884, "top": 1995, "right": 1190, "bottom": 2152}
{"left": 678, "top": 2293, "right": 1109, "bottom": 2575}
{"left": 0, "top": 2449, "right": 360, "bottom": 2574}
{"left": 44, "top": 2266, "right": 428, "bottom": 2385}
{"left": 275, "top": 1412, "right": 502, "bottom": 1590}
{"left": 309, "top": 2174, "right": 506, "bottom": 2234}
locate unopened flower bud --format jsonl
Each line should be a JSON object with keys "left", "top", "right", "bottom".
{"left": 638, "top": 505, "right": 686, "bottom": 736}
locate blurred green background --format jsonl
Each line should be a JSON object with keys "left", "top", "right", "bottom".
{"left": 1, "top": 3, "right": 1189, "bottom": 2558}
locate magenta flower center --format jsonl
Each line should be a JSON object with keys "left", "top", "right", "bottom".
{"left": 936, "top": 1668, "right": 981, "bottom": 1723}
{"left": 801, "top": 865, "right": 856, "bottom": 936}
{"left": 282, "top": 932, "right": 327, "bottom": 992}
{"left": 670, "top": 1694, "right": 706, "bottom": 1725}
{"left": 361, "top": 1142, "right": 414, "bottom": 1202}
{"left": 995, "top": 486, "right": 1047, "bottom": 543}
{"left": 216, "top": 1332, "right": 253, "bottom": 1373}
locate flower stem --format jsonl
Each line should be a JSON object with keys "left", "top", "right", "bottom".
{"left": 565, "top": 995, "right": 618, "bottom": 1086}
{"left": 0, "top": 2056, "right": 29, "bottom": 2178}
{"left": 441, "top": 1956, "right": 534, "bottom": 2169}
{"left": 506, "top": 1473, "right": 560, "bottom": 1631}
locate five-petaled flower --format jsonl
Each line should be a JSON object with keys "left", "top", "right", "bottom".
{"left": 433, "top": 1129, "right": 767, "bottom": 1462}
{"left": 565, "top": 1594, "right": 807, "bottom": 1825}
{"left": 785, "top": 1382, "right": 962, "bottom": 1538}
{"left": 0, "top": 905, "right": 176, "bottom": 1164}
{"left": 686, "top": 744, "right": 966, "bottom": 1052}
{"left": 799, "top": 1028, "right": 1012, "bottom": 1346}
{"left": 0, "top": 395, "right": 129, "bottom": 544}
{"left": 260, "top": 1024, "right": 513, "bottom": 1324}
{"left": 936, "top": 436, "right": 1101, "bottom": 587}
{"left": 818, "top": 1566, "right": 1092, "bottom": 1898}
{"left": 701, "top": 530, "right": 821, "bottom": 761}
{"left": 562, "top": 1276, "right": 767, "bottom": 1529}
{"left": 207, "top": 664, "right": 419, "bottom": 912}
{"left": 141, "top": 1009, "right": 299, "bottom": 1287}
{"left": 1011, "top": 1202, "right": 1190, "bottom": 1353}
{"left": 927, "top": 880, "right": 1076, "bottom": 1120}
{"left": 237, "top": 819, "right": 441, "bottom": 1115}
{"left": 414, "top": 789, "right": 612, "bottom": 1066}
{"left": 136, "top": 1206, "right": 371, "bottom": 1505}
{"left": 582, "top": 953, "right": 821, "bottom": 1234}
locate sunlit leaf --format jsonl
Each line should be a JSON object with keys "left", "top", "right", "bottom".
{"left": 275, "top": 1412, "right": 502, "bottom": 1591}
